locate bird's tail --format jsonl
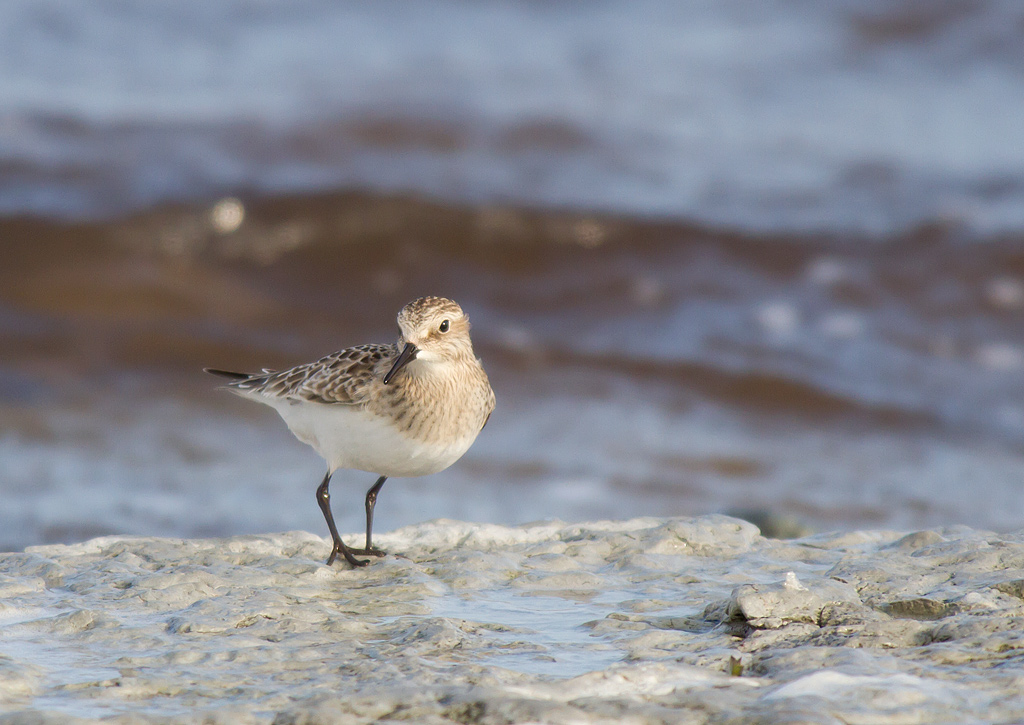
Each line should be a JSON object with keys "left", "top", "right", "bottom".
{"left": 203, "top": 368, "right": 252, "bottom": 381}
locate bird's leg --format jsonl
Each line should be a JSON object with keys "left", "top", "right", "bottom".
{"left": 353, "top": 475, "right": 387, "bottom": 556}
{"left": 316, "top": 471, "right": 368, "bottom": 568}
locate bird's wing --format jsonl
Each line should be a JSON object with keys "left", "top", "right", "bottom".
{"left": 225, "top": 344, "right": 394, "bottom": 406}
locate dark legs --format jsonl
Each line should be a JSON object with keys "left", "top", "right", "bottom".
{"left": 316, "top": 471, "right": 368, "bottom": 568}
{"left": 353, "top": 475, "right": 387, "bottom": 556}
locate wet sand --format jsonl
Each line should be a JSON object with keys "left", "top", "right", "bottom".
{"left": 2, "top": 516, "right": 1024, "bottom": 723}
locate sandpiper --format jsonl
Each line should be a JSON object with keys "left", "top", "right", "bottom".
{"left": 206, "top": 297, "right": 495, "bottom": 567}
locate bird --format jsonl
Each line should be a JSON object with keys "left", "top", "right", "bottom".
{"left": 205, "top": 296, "right": 495, "bottom": 567}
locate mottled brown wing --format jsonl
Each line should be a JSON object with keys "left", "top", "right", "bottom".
{"left": 296, "top": 344, "right": 393, "bottom": 404}
{"left": 233, "top": 343, "right": 394, "bottom": 406}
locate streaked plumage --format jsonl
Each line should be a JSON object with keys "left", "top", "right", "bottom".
{"left": 206, "top": 296, "right": 495, "bottom": 567}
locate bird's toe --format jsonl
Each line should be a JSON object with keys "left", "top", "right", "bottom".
{"left": 352, "top": 547, "right": 387, "bottom": 557}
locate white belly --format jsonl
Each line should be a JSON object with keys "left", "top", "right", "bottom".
{"left": 271, "top": 400, "right": 477, "bottom": 477}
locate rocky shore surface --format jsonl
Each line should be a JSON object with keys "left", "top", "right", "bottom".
{"left": 2, "top": 516, "right": 1024, "bottom": 724}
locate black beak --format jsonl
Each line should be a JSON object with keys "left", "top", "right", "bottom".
{"left": 383, "top": 343, "right": 418, "bottom": 385}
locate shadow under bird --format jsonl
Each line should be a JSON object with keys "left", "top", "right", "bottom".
{"left": 205, "top": 296, "right": 495, "bottom": 567}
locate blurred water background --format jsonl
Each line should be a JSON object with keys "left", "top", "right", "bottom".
{"left": 2, "top": 0, "right": 1023, "bottom": 550}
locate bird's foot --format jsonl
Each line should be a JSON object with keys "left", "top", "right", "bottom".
{"left": 326, "top": 544, "right": 370, "bottom": 568}
{"left": 351, "top": 547, "right": 387, "bottom": 557}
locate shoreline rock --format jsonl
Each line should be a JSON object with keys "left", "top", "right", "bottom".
{"left": 1, "top": 516, "right": 1023, "bottom": 723}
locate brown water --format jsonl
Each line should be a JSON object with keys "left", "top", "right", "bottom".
{"left": 1, "top": 194, "right": 1022, "bottom": 550}
{"left": 2, "top": 0, "right": 1023, "bottom": 549}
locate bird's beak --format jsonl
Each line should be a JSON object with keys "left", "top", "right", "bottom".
{"left": 383, "top": 343, "right": 418, "bottom": 385}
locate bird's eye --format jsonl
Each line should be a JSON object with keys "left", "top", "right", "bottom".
{"left": 439, "top": 319, "right": 450, "bottom": 333}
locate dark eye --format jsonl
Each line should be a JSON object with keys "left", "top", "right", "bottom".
{"left": 439, "top": 319, "right": 450, "bottom": 333}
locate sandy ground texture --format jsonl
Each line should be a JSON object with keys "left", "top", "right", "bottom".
{"left": 1, "top": 516, "right": 1024, "bottom": 724}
